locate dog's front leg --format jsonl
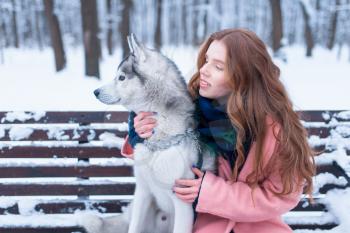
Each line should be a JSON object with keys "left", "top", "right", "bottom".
{"left": 128, "top": 186, "right": 152, "bottom": 233}
{"left": 171, "top": 195, "right": 193, "bottom": 233}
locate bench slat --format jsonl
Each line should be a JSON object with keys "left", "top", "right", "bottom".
{"left": 0, "top": 163, "right": 338, "bottom": 179}
{"left": 0, "top": 165, "right": 133, "bottom": 178}
{"left": 0, "top": 198, "right": 326, "bottom": 214}
{"left": 0, "top": 183, "right": 135, "bottom": 196}
{"left": 0, "top": 129, "right": 127, "bottom": 141}
{"left": 2, "top": 126, "right": 345, "bottom": 141}
{"left": 0, "top": 227, "right": 86, "bottom": 233}
{"left": 0, "top": 146, "right": 122, "bottom": 158}
{"left": 0, "top": 224, "right": 338, "bottom": 232}
{"left": 0, "top": 199, "right": 130, "bottom": 214}
{"left": 0, "top": 111, "right": 129, "bottom": 124}
{"left": 2, "top": 145, "right": 345, "bottom": 158}
{"left": 290, "top": 223, "right": 337, "bottom": 230}
{"left": 298, "top": 110, "right": 349, "bottom": 122}
{"left": 1, "top": 110, "right": 348, "bottom": 124}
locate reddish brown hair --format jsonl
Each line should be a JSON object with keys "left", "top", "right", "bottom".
{"left": 188, "top": 28, "right": 316, "bottom": 200}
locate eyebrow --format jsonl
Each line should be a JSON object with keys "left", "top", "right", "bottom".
{"left": 205, "top": 54, "right": 225, "bottom": 64}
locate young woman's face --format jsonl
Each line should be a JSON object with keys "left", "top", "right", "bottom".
{"left": 199, "top": 40, "right": 231, "bottom": 102}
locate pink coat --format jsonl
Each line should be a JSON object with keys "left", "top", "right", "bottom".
{"left": 121, "top": 116, "right": 302, "bottom": 233}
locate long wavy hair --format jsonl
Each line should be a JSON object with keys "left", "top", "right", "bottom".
{"left": 188, "top": 28, "right": 316, "bottom": 200}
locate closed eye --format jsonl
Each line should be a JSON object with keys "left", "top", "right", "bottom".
{"left": 216, "top": 65, "right": 224, "bottom": 71}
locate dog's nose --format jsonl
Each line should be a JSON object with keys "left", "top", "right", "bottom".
{"left": 94, "top": 89, "right": 100, "bottom": 97}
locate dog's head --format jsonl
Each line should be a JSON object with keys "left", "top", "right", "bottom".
{"left": 93, "top": 34, "right": 151, "bottom": 107}
{"left": 94, "top": 33, "right": 190, "bottom": 112}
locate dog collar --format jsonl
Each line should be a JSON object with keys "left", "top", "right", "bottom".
{"left": 143, "top": 128, "right": 199, "bottom": 152}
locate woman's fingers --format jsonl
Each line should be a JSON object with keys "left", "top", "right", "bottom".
{"left": 134, "top": 115, "right": 156, "bottom": 128}
{"left": 191, "top": 167, "right": 204, "bottom": 178}
{"left": 134, "top": 111, "right": 153, "bottom": 123}
{"left": 175, "top": 178, "right": 199, "bottom": 187}
{"left": 139, "top": 130, "right": 154, "bottom": 138}
{"left": 173, "top": 186, "right": 198, "bottom": 195}
{"left": 174, "top": 192, "right": 198, "bottom": 203}
{"left": 137, "top": 124, "right": 156, "bottom": 138}
{"left": 173, "top": 175, "right": 204, "bottom": 203}
{"left": 134, "top": 111, "right": 157, "bottom": 138}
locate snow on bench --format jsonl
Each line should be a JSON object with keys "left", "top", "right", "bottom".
{"left": 0, "top": 110, "right": 349, "bottom": 233}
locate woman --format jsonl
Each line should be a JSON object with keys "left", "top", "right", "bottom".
{"left": 121, "top": 28, "right": 316, "bottom": 233}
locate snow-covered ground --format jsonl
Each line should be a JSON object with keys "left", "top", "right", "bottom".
{"left": 0, "top": 45, "right": 350, "bottom": 231}
{"left": 0, "top": 45, "right": 349, "bottom": 111}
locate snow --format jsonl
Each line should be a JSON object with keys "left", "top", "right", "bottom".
{"left": 0, "top": 45, "right": 350, "bottom": 111}
{"left": 0, "top": 45, "right": 350, "bottom": 231}
{"left": 337, "top": 111, "right": 350, "bottom": 120}
{"left": 291, "top": 188, "right": 350, "bottom": 233}
{"left": 1, "top": 111, "right": 46, "bottom": 123}
{"left": 46, "top": 126, "right": 70, "bottom": 140}
{"left": 98, "top": 132, "right": 124, "bottom": 148}
{"left": 312, "top": 172, "right": 348, "bottom": 194}
{"left": 8, "top": 126, "right": 34, "bottom": 140}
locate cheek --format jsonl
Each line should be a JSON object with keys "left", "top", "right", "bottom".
{"left": 215, "top": 75, "right": 230, "bottom": 89}
{"left": 213, "top": 78, "right": 231, "bottom": 97}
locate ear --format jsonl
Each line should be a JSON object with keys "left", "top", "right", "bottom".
{"left": 127, "top": 33, "right": 146, "bottom": 62}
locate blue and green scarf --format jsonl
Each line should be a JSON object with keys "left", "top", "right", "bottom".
{"left": 195, "top": 95, "right": 238, "bottom": 168}
{"left": 127, "top": 95, "right": 251, "bottom": 169}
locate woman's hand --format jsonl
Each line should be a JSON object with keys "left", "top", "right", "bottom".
{"left": 173, "top": 167, "right": 205, "bottom": 203}
{"left": 134, "top": 111, "right": 157, "bottom": 138}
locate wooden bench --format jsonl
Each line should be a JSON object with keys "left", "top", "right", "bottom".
{"left": 0, "top": 110, "right": 349, "bottom": 232}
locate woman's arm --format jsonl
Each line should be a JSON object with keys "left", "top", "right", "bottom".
{"left": 195, "top": 121, "right": 303, "bottom": 222}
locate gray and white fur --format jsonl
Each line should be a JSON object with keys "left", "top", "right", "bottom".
{"left": 84, "top": 34, "right": 216, "bottom": 233}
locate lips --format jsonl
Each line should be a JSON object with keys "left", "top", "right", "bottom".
{"left": 200, "top": 79, "right": 211, "bottom": 88}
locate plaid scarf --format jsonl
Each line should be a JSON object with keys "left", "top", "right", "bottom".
{"left": 194, "top": 95, "right": 238, "bottom": 168}
{"left": 127, "top": 95, "right": 251, "bottom": 169}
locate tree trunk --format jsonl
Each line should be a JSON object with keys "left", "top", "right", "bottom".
{"left": 299, "top": 1, "right": 314, "bottom": 57}
{"left": 154, "top": 0, "right": 162, "bottom": 50}
{"left": 202, "top": 0, "right": 209, "bottom": 41}
{"left": 80, "top": 0, "right": 100, "bottom": 79}
{"left": 119, "top": 0, "right": 133, "bottom": 58}
{"left": 11, "top": 0, "right": 19, "bottom": 48}
{"left": 269, "top": 0, "right": 283, "bottom": 54}
{"left": 43, "top": 0, "right": 66, "bottom": 72}
{"left": 0, "top": 12, "right": 5, "bottom": 63}
{"left": 106, "top": 0, "right": 114, "bottom": 55}
{"left": 34, "top": 1, "right": 44, "bottom": 50}
{"left": 327, "top": 0, "right": 340, "bottom": 50}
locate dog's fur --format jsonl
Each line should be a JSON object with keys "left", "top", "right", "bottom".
{"left": 85, "top": 34, "right": 215, "bottom": 233}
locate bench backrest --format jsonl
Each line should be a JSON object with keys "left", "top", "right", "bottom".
{"left": 0, "top": 110, "right": 349, "bottom": 232}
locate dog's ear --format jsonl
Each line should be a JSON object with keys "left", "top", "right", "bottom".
{"left": 127, "top": 33, "right": 146, "bottom": 62}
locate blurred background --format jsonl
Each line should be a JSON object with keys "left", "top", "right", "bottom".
{"left": 0, "top": 0, "right": 349, "bottom": 110}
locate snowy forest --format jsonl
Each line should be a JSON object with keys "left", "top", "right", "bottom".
{"left": 1, "top": 0, "right": 350, "bottom": 79}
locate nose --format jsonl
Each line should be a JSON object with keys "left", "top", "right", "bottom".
{"left": 200, "top": 63, "right": 210, "bottom": 77}
{"left": 94, "top": 89, "right": 100, "bottom": 97}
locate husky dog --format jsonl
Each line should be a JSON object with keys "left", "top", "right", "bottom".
{"left": 88, "top": 34, "right": 215, "bottom": 233}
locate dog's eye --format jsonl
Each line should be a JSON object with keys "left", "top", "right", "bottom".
{"left": 119, "top": 75, "right": 126, "bottom": 81}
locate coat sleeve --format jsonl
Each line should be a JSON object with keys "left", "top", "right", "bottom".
{"left": 195, "top": 121, "right": 303, "bottom": 222}
{"left": 127, "top": 111, "right": 144, "bottom": 148}
{"left": 121, "top": 135, "right": 134, "bottom": 159}
{"left": 120, "top": 111, "right": 144, "bottom": 159}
